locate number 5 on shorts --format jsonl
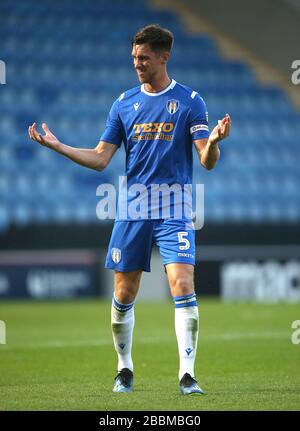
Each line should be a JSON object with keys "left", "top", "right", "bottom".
{"left": 178, "top": 232, "right": 190, "bottom": 250}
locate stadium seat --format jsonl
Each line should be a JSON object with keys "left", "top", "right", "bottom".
{"left": 0, "top": 0, "right": 299, "bottom": 230}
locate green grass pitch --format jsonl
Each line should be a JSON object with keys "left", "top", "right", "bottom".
{"left": 0, "top": 299, "right": 299, "bottom": 411}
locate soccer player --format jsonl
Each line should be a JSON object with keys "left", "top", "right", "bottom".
{"left": 28, "top": 24, "right": 231, "bottom": 395}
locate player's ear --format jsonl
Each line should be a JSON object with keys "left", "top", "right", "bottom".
{"left": 160, "top": 51, "right": 170, "bottom": 64}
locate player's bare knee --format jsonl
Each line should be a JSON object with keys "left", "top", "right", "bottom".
{"left": 172, "top": 277, "right": 194, "bottom": 297}
{"left": 114, "top": 271, "right": 141, "bottom": 303}
{"left": 114, "top": 285, "right": 136, "bottom": 304}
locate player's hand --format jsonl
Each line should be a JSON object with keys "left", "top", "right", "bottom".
{"left": 209, "top": 113, "right": 231, "bottom": 144}
{"left": 28, "top": 123, "right": 60, "bottom": 149}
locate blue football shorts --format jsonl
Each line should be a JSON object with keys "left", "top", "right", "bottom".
{"left": 105, "top": 219, "right": 195, "bottom": 272}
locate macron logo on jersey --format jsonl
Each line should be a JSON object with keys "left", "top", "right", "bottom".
{"left": 133, "top": 102, "right": 140, "bottom": 111}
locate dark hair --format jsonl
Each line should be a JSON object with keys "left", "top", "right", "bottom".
{"left": 132, "top": 24, "right": 174, "bottom": 53}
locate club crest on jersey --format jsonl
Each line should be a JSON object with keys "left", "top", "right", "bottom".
{"left": 166, "top": 99, "right": 179, "bottom": 115}
{"left": 111, "top": 248, "right": 121, "bottom": 264}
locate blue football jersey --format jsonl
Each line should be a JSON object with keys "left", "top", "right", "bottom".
{"left": 100, "top": 79, "right": 209, "bottom": 220}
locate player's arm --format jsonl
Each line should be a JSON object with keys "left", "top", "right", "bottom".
{"left": 194, "top": 114, "right": 231, "bottom": 170}
{"left": 28, "top": 122, "right": 118, "bottom": 171}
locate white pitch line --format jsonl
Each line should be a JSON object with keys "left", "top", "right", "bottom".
{"left": 205, "top": 331, "right": 290, "bottom": 340}
{"left": 0, "top": 332, "right": 290, "bottom": 350}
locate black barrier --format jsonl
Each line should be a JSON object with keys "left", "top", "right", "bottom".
{"left": 0, "top": 249, "right": 100, "bottom": 299}
{"left": 0, "top": 223, "right": 300, "bottom": 300}
{"left": 1, "top": 222, "right": 300, "bottom": 250}
{"left": 195, "top": 253, "right": 300, "bottom": 300}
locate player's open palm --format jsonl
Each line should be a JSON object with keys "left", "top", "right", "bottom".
{"left": 209, "top": 114, "right": 231, "bottom": 144}
{"left": 28, "top": 123, "right": 60, "bottom": 149}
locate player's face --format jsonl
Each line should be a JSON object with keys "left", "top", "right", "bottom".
{"left": 131, "top": 43, "right": 165, "bottom": 84}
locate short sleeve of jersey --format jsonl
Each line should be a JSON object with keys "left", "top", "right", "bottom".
{"left": 189, "top": 93, "right": 210, "bottom": 140}
{"left": 100, "top": 97, "right": 123, "bottom": 147}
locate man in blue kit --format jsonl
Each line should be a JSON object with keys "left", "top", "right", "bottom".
{"left": 29, "top": 24, "right": 231, "bottom": 395}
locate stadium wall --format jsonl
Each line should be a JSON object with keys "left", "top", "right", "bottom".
{"left": 0, "top": 223, "right": 299, "bottom": 302}
{"left": 173, "top": 0, "right": 300, "bottom": 84}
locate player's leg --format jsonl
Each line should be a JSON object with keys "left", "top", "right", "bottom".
{"left": 111, "top": 270, "right": 142, "bottom": 393}
{"left": 166, "top": 263, "right": 204, "bottom": 395}
{"left": 105, "top": 220, "right": 153, "bottom": 392}
{"left": 155, "top": 219, "right": 204, "bottom": 394}
{"left": 112, "top": 270, "right": 142, "bottom": 373}
{"left": 166, "top": 263, "right": 198, "bottom": 377}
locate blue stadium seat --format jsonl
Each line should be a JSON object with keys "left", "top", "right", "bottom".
{"left": 0, "top": 0, "right": 299, "bottom": 230}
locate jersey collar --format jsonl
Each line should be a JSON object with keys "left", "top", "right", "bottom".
{"left": 141, "top": 79, "right": 176, "bottom": 96}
